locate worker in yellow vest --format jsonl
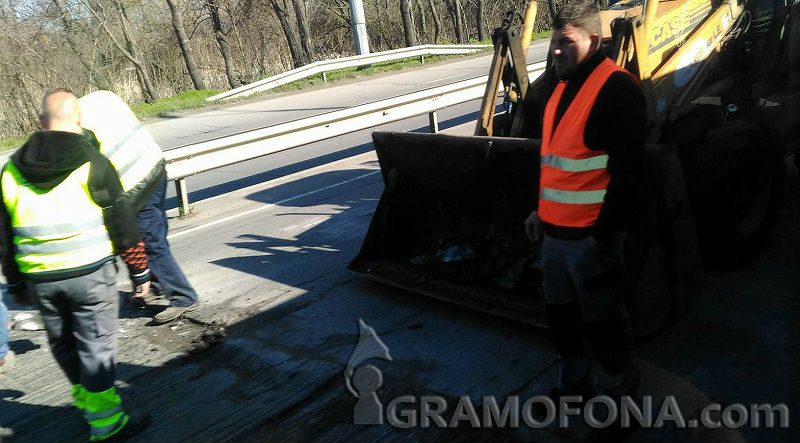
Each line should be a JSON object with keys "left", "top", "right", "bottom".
{"left": 0, "top": 89, "right": 151, "bottom": 441}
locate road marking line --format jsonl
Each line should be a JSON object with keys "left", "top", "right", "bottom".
{"left": 175, "top": 151, "right": 379, "bottom": 208}
{"left": 167, "top": 170, "right": 381, "bottom": 240}
{"left": 416, "top": 74, "right": 469, "bottom": 86}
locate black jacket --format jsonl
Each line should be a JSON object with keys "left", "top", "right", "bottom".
{"left": 541, "top": 51, "right": 648, "bottom": 242}
{"left": 120, "top": 157, "right": 166, "bottom": 214}
{"left": 0, "top": 129, "right": 147, "bottom": 286}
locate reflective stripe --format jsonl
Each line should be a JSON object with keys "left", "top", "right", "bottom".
{"left": 12, "top": 217, "right": 105, "bottom": 237}
{"left": 2, "top": 161, "right": 114, "bottom": 274}
{"left": 90, "top": 413, "right": 128, "bottom": 440}
{"left": 101, "top": 125, "right": 143, "bottom": 158}
{"left": 541, "top": 154, "right": 609, "bottom": 172}
{"left": 15, "top": 230, "right": 110, "bottom": 255}
{"left": 117, "top": 158, "right": 138, "bottom": 178}
{"left": 541, "top": 188, "right": 607, "bottom": 204}
{"left": 87, "top": 404, "right": 124, "bottom": 422}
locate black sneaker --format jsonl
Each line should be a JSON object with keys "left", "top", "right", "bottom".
{"left": 98, "top": 412, "right": 151, "bottom": 443}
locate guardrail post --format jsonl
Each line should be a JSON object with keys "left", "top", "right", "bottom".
{"left": 428, "top": 111, "right": 439, "bottom": 133}
{"left": 420, "top": 55, "right": 425, "bottom": 64}
{"left": 175, "top": 179, "right": 190, "bottom": 216}
{"left": 322, "top": 71, "right": 328, "bottom": 83}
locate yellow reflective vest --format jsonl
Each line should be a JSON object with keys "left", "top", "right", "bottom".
{"left": 79, "top": 91, "right": 165, "bottom": 194}
{"left": 1, "top": 161, "right": 113, "bottom": 276}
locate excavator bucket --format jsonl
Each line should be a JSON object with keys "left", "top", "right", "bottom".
{"left": 350, "top": 131, "right": 704, "bottom": 335}
{"left": 350, "top": 132, "right": 545, "bottom": 325}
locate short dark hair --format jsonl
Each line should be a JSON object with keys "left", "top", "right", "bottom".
{"left": 554, "top": 0, "right": 602, "bottom": 37}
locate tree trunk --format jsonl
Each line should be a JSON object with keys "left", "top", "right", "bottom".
{"left": 271, "top": 0, "right": 309, "bottom": 68}
{"left": 448, "top": 0, "right": 465, "bottom": 43}
{"left": 291, "top": 0, "right": 314, "bottom": 62}
{"left": 476, "top": 0, "right": 485, "bottom": 41}
{"left": 547, "top": 0, "right": 557, "bottom": 21}
{"left": 417, "top": 0, "right": 428, "bottom": 43}
{"left": 207, "top": 0, "right": 240, "bottom": 88}
{"left": 114, "top": 0, "right": 158, "bottom": 101}
{"left": 400, "top": 0, "right": 418, "bottom": 47}
{"left": 82, "top": 0, "right": 158, "bottom": 101}
{"left": 165, "top": 0, "right": 205, "bottom": 90}
{"left": 52, "top": 0, "right": 111, "bottom": 90}
{"left": 428, "top": 0, "right": 441, "bottom": 44}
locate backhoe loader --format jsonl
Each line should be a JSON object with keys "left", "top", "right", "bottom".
{"left": 350, "top": 0, "right": 800, "bottom": 334}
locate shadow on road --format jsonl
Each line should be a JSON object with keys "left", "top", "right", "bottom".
{"left": 164, "top": 111, "right": 477, "bottom": 210}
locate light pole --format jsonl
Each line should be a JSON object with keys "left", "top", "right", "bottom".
{"left": 349, "top": 0, "right": 370, "bottom": 54}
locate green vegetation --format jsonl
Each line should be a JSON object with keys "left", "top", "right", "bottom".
{"left": 131, "top": 89, "right": 223, "bottom": 120}
{"left": 0, "top": 136, "right": 25, "bottom": 152}
{"left": 270, "top": 53, "right": 483, "bottom": 94}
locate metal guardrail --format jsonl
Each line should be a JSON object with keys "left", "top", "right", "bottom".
{"left": 206, "top": 44, "right": 492, "bottom": 102}
{"left": 168, "top": 60, "right": 547, "bottom": 214}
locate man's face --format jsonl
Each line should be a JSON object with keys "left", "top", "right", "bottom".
{"left": 550, "top": 24, "right": 598, "bottom": 79}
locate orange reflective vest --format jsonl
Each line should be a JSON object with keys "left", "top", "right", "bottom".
{"left": 538, "top": 58, "right": 631, "bottom": 228}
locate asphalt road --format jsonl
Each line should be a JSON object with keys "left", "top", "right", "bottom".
{"left": 3, "top": 148, "right": 797, "bottom": 442}
{"left": 149, "top": 39, "right": 550, "bottom": 207}
{"left": 148, "top": 40, "right": 550, "bottom": 149}
{"left": 1, "top": 40, "right": 798, "bottom": 442}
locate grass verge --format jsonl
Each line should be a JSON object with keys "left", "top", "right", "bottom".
{"left": 0, "top": 137, "right": 25, "bottom": 152}
{"left": 131, "top": 89, "right": 224, "bottom": 119}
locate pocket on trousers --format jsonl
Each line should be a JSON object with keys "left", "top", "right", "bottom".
{"left": 94, "top": 304, "right": 117, "bottom": 338}
{"left": 102, "top": 261, "right": 117, "bottom": 287}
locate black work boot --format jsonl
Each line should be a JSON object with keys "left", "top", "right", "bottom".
{"left": 99, "top": 413, "right": 151, "bottom": 443}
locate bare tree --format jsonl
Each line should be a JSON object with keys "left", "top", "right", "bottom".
{"left": 82, "top": 0, "right": 159, "bottom": 102}
{"left": 427, "top": 0, "right": 442, "bottom": 43}
{"left": 447, "top": 0, "right": 466, "bottom": 43}
{"left": 476, "top": 0, "right": 485, "bottom": 41}
{"left": 52, "top": 0, "right": 112, "bottom": 90}
{"left": 165, "top": 0, "right": 205, "bottom": 90}
{"left": 292, "top": 0, "right": 314, "bottom": 61}
{"left": 400, "top": 0, "right": 417, "bottom": 46}
{"left": 115, "top": 0, "right": 159, "bottom": 100}
{"left": 207, "top": 0, "right": 240, "bottom": 87}
{"left": 270, "top": 0, "right": 309, "bottom": 68}
{"left": 546, "top": 0, "right": 557, "bottom": 21}
{"left": 416, "top": 0, "right": 428, "bottom": 42}
{"left": 0, "top": 0, "right": 534, "bottom": 142}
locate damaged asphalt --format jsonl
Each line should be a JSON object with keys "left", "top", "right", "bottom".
{"left": 1, "top": 146, "right": 798, "bottom": 442}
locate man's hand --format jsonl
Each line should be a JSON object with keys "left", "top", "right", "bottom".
{"left": 134, "top": 281, "right": 151, "bottom": 298}
{"left": 524, "top": 210, "right": 542, "bottom": 242}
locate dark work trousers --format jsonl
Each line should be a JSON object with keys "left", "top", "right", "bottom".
{"left": 33, "top": 261, "right": 119, "bottom": 393}
{"left": 0, "top": 297, "right": 9, "bottom": 360}
{"left": 135, "top": 178, "right": 197, "bottom": 307}
{"left": 541, "top": 234, "right": 634, "bottom": 393}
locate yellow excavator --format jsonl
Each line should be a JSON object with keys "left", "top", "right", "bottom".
{"left": 350, "top": 0, "right": 800, "bottom": 334}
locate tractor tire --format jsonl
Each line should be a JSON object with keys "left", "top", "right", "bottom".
{"left": 684, "top": 121, "right": 786, "bottom": 268}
